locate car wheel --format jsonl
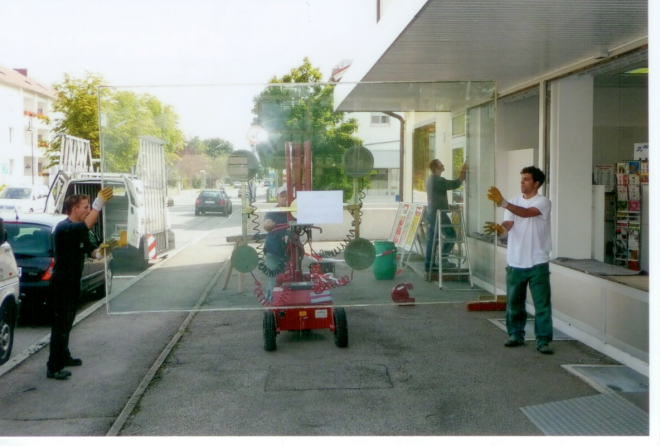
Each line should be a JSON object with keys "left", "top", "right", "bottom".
{"left": 333, "top": 307, "right": 348, "bottom": 348}
{"left": 263, "top": 311, "right": 277, "bottom": 351}
{"left": 0, "top": 302, "right": 16, "bottom": 365}
{"left": 195, "top": 209, "right": 200, "bottom": 216}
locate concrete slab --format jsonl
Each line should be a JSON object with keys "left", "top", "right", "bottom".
{"left": 488, "top": 318, "right": 574, "bottom": 341}
{"left": 560, "top": 365, "right": 649, "bottom": 393}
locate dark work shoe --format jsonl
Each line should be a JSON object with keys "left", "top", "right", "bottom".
{"left": 504, "top": 338, "right": 525, "bottom": 347}
{"left": 47, "top": 369, "right": 72, "bottom": 380}
{"left": 536, "top": 344, "right": 553, "bottom": 355}
{"left": 442, "top": 261, "right": 457, "bottom": 269}
{"left": 65, "top": 357, "right": 82, "bottom": 367}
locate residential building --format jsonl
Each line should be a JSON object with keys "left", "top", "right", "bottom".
{"left": 0, "top": 66, "right": 56, "bottom": 187}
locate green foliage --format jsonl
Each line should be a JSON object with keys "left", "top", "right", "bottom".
{"left": 203, "top": 138, "right": 233, "bottom": 157}
{"left": 49, "top": 73, "right": 105, "bottom": 166}
{"left": 101, "top": 91, "right": 184, "bottom": 172}
{"left": 251, "top": 58, "right": 362, "bottom": 199}
{"left": 50, "top": 73, "right": 184, "bottom": 173}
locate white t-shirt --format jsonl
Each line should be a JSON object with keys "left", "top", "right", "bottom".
{"left": 503, "top": 193, "right": 552, "bottom": 268}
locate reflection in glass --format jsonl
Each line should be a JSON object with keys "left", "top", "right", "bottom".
{"left": 98, "top": 82, "right": 496, "bottom": 314}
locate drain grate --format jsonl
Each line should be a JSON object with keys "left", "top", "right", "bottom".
{"left": 521, "top": 392, "right": 649, "bottom": 436}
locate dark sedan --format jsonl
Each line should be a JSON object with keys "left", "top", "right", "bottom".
{"left": 2, "top": 212, "right": 113, "bottom": 323}
{"left": 195, "top": 190, "right": 232, "bottom": 216}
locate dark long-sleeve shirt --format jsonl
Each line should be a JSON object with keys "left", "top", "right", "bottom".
{"left": 426, "top": 174, "right": 462, "bottom": 217}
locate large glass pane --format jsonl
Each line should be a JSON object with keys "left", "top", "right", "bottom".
{"left": 97, "top": 81, "right": 496, "bottom": 314}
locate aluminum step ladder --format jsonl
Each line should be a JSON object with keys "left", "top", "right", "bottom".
{"left": 427, "top": 206, "right": 474, "bottom": 289}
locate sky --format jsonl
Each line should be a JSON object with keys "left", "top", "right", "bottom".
{"left": 0, "top": 0, "right": 377, "bottom": 148}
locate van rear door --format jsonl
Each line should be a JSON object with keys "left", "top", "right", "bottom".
{"left": 45, "top": 171, "right": 70, "bottom": 214}
{"left": 123, "top": 176, "right": 142, "bottom": 249}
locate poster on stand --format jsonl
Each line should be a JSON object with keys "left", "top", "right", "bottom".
{"left": 403, "top": 205, "right": 425, "bottom": 251}
{"left": 391, "top": 203, "right": 410, "bottom": 246}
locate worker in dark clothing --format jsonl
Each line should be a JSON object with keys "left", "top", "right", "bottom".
{"left": 47, "top": 187, "right": 115, "bottom": 380}
{"left": 262, "top": 185, "right": 289, "bottom": 302}
{"left": 425, "top": 159, "right": 467, "bottom": 272}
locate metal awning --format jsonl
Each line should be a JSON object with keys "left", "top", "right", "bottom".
{"left": 335, "top": 0, "right": 647, "bottom": 110}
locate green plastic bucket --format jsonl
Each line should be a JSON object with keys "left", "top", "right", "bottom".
{"left": 373, "top": 240, "right": 397, "bottom": 280}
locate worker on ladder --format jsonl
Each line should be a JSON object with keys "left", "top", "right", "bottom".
{"left": 425, "top": 159, "right": 468, "bottom": 273}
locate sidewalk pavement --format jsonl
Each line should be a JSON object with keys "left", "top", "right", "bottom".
{"left": 0, "top": 221, "right": 648, "bottom": 437}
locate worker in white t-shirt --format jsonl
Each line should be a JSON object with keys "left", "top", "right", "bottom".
{"left": 484, "top": 166, "right": 554, "bottom": 354}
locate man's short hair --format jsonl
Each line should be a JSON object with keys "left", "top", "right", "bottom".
{"left": 429, "top": 159, "right": 440, "bottom": 171}
{"left": 521, "top": 166, "right": 546, "bottom": 187}
{"left": 64, "top": 194, "right": 89, "bottom": 215}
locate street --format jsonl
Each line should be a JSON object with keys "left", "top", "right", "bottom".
{"left": 11, "top": 186, "right": 246, "bottom": 356}
{"left": 0, "top": 184, "right": 648, "bottom": 438}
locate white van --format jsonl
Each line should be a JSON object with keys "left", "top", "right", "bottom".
{"left": 0, "top": 217, "right": 21, "bottom": 365}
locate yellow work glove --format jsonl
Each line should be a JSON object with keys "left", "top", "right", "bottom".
{"left": 483, "top": 221, "right": 508, "bottom": 238}
{"left": 92, "top": 187, "right": 114, "bottom": 211}
{"left": 98, "top": 238, "right": 119, "bottom": 257}
{"left": 487, "top": 186, "right": 508, "bottom": 208}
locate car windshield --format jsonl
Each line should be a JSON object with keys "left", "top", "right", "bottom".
{"left": 5, "top": 223, "right": 52, "bottom": 257}
{"left": 200, "top": 191, "right": 220, "bottom": 198}
{"left": 0, "top": 187, "right": 31, "bottom": 199}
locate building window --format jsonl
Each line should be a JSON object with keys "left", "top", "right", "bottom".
{"left": 371, "top": 113, "right": 390, "bottom": 126}
{"left": 9, "top": 127, "right": 13, "bottom": 143}
{"left": 452, "top": 114, "right": 465, "bottom": 137}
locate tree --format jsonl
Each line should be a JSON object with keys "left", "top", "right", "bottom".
{"left": 251, "top": 58, "right": 362, "bottom": 199}
{"left": 203, "top": 138, "right": 233, "bottom": 157}
{"left": 100, "top": 91, "right": 184, "bottom": 172}
{"left": 50, "top": 73, "right": 185, "bottom": 172}
{"left": 49, "top": 72, "right": 106, "bottom": 163}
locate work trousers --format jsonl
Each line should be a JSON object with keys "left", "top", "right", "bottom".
{"left": 264, "top": 253, "right": 281, "bottom": 303}
{"left": 47, "top": 279, "right": 80, "bottom": 373}
{"left": 425, "top": 212, "right": 455, "bottom": 269}
{"left": 505, "top": 262, "right": 553, "bottom": 347}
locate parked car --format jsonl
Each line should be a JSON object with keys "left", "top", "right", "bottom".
{"left": 167, "top": 196, "right": 174, "bottom": 207}
{"left": 195, "top": 190, "right": 232, "bottom": 216}
{"left": 0, "top": 217, "right": 21, "bottom": 364}
{"left": 233, "top": 181, "right": 241, "bottom": 188}
{"left": 2, "top": 212, "right": 113, "bottom": 323}
{"left": 0, "top": 184, "right": 49, "bottom": 213}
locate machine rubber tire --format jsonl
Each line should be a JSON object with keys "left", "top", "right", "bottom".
{"left": 333, "top": 307, "right": 348, "bottom": 348}
{"left": 0, "top": 303, "right": 16, "bottom": 365}
{"left": 263, "top": 311, "right": 277, "bottom": 351}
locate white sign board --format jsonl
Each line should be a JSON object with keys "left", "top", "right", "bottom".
{"left": 296, "top": 191, "right": 343, "bottom": 224}
{"left": 634, "top": 143, "right": 648, "bottom": 160}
